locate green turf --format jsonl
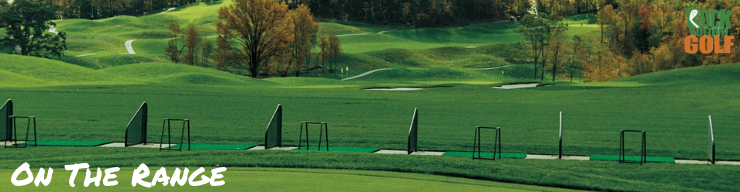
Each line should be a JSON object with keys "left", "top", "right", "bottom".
{"left": 0, "top": 57, "right": 739, "bottom": 160}
{"left": 294, "top": 146, "right": 380, "bottom": 153}
{"left": 169, "top": 144, "right": 256, "bottom": 150}
{"left": 1, "top": 147, "right": 736, "bottom": 191}
{"left": 589, "top": 155, "right": 676, "bottom": 163}
{"left": 0, "top": 167, "right": 579, "bottom": 192}
{"left": 25, "top": 140, "right": 113, "bottom": 147}
{"left": 443, "top": 151, "right": 528, "bottom": 159}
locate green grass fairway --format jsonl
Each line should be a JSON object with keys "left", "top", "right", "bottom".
{"left": 169, "top": 144, "right": 256, "bottom": 150}
{"left": 0, "top": 168, "right": 579, "bottom": 192}
{"left": 443, "top": 152, "right": 528, "bottom": 159}
{"left": 589, "top": 155, "right": 676, "bottom": 163}
{"left": 1, "top": 54, "right": 739, "bottom": 161}
{"left": 1, "top": 147, "right": 737, "bottom": 191}
{"left": 294, "top": 146, "right": 381, "bottom": 153}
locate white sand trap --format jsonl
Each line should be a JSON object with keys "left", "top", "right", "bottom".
{"left": 125, "top": 40, "right": 136, "bottom": 54}
{"left": 377, "top": 30, "right": 395, "bottom": 34}
{"left": 492, "top": 83, "right": 539, "bottom": 89}
{"left": 336, "top": 33, "right": 368, "bottom": 37}
{"left": 49, "top": 26, "right": 59, "bottom": 35}
{"left": 374, "top": 150, "right": 409, "bottom": 155}
{"left": 365, "top": 87, "right": 424, "bottom": 91}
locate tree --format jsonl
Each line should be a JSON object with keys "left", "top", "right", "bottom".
{"left": 184, "top": 23, "right": 199, "bottom": 66}
{"left": 201, "top": 38, "right": 214, "bottom": 67}
{"left": 0, "top": 0, "right": 67, "bottom": 58}
{"left": 319, "top": 35, "right": 329, "bottom": 72}
{"left": 164, "top": 23, "right": 182, "bottom": 63}
{"left": 545, "top": 23, "right": 568, "bottom": 82}
{"left": 216, "top": 0, "right": 295, "bottom": 78}
{"left": 517, "top": 14, "right": 549, "bottom": 79}
{"left": 328, "top": 34, "right": 341, "bottom": 73}
{"left": 567, "top": 35, "right": 584, "bottom": 82}
{"left": 287, "top": 5, "right": 319, "bottom": 77}
{"left": 596, "top": 4, "right": 617, "bottom": 45}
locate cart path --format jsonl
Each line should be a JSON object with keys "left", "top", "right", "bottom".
{"left": 341, "top": 68, "right": 393, "bottom": 81}
{"left": 125, "top": 40, "right": 136, "bottom": 54}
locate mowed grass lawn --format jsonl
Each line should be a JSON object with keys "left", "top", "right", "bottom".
{"left": 1, "top": 54, "right": 739, "bottom": 161}
{"left": 0, "top": 167, "right": 578, "bottom": 192}
{"left": 0, "top": 147, "right": 738, "bottom": 192}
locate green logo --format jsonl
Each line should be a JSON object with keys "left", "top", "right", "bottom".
{"left": 686, "top": 8, "right": 732, "bottom": 36}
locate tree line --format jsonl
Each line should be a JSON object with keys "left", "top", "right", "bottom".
{"left": 518, "top": 0, "right": 740, "bottom": 82}
{"left": 164, "top": 0, "right": 339, "bottom": 78}
{"left": 50, "top": 0, "right": 220, "bottom": 19}
{"left": 0, "top": 0, "right": 67, "bottom": 58}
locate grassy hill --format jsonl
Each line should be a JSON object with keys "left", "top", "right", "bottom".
{"left": 34, "top": 0, "right": 599, "bottom": 76}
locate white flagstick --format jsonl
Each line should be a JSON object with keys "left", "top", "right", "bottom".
{"left": 708, "top": 115, "right": 715, "bottom": 164}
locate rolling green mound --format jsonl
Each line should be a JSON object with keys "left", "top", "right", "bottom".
{"left": 102, "top": 62, "right": 268, "bottom": 86}
{"left": 619, "top": 64, "right": 740, "bottom": 84}
{"left": 0, "top": 54, "right": 134, "bottom": 87}
{"left": 32, "top": 0, "right": 600, "bottom": 75}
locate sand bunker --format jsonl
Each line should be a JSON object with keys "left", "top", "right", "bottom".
{"left": 364, "top": 87, "right": 425, "bottom": 91}
{"left": 492, "top": 83, "right": 540, "bottom": 89}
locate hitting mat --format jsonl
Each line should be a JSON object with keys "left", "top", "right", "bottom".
{"left": 443, "top": 151, "right": 528, "bottom": 159}
{"left": 169, "top": 144, "right": 256, "bottom": 150}
{"left": 589, "top": 155, "right": 676, "bottom": 163}
{"left": 25, "top": 140, "right": 113, "bottom": 147}
{"left": 294, "top": 146, "right": 380, "bottom": 153}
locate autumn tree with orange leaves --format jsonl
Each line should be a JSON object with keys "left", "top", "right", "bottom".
{"left": 216, "top": 0, "right": 295, "bottom": 78}
{"left": 284, "top": 5, "right": 319, "bottom": 77}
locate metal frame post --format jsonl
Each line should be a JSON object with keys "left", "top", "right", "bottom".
{"left": 473, "top": 126, "right": 501, "bottom": 160}
{"left": 619, "top": 130, "right": 646, "bottom": 164}
{"left": 4, "top": 116, "right": 36, "bottom": 148}
{"left": 298, "top": 121, "right": 329, "bottom": 151}
{"left": 159, "top": 118, "right": 190, "bottom": 151}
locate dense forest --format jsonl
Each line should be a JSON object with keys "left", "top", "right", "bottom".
{"left": 29, "top": 0, "right": 601, "bottom": 27}
{"left": 291, "top": 0, "right": 599, "bottom": 27}
{"left": 43, "top": 0, "right": 220, "bottom": 19}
